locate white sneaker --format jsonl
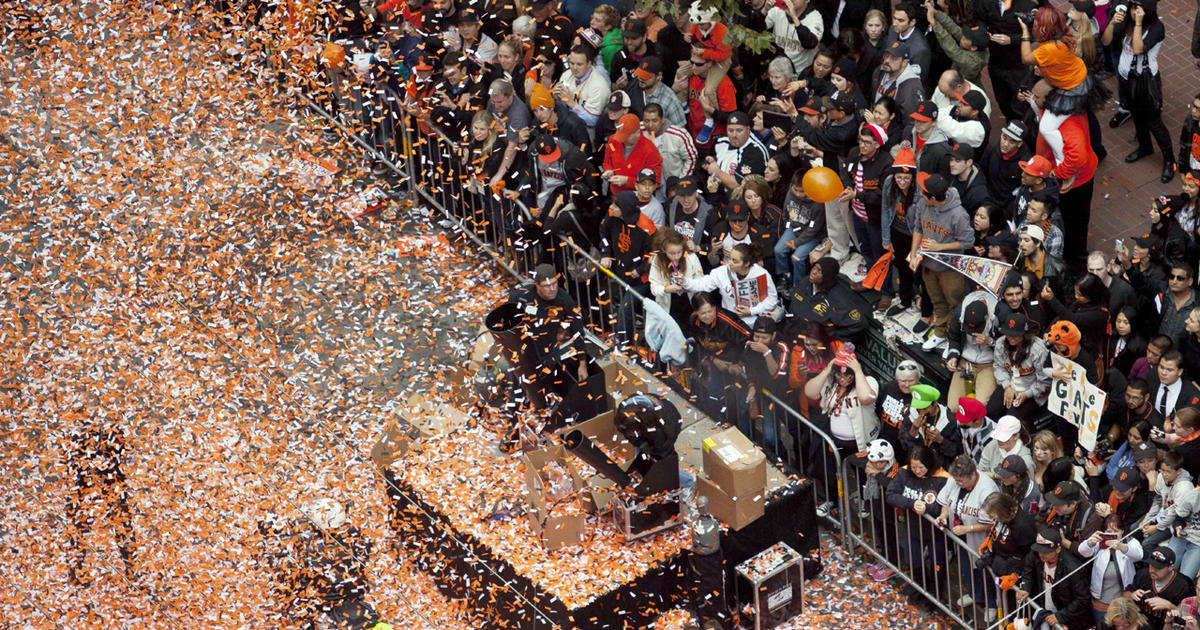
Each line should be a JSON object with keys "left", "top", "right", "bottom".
{"left": 816, "top": 501, "right": 835, "bottom": 518}
{"left": 984, "top": 608, "right": 997, "bottom": 620}
{"left": 922, "top": 333, "right": 948, "bottom": 352}
{"left": 955, "top": 594, "right": 974, "bottom": 607}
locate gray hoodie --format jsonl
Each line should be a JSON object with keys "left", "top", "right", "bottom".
{"left": 873, "top": 62, "right": 924, "bottom": 138}
{"left": 911, "top": 187, "right": 974, "bottom": 272}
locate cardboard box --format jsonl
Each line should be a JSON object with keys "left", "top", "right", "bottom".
{"left": 601, "top": 359, "right": 650, "bottom": 404}
{"left": 369, "top": 417, "right": 421, "bottom": 470}
{"left": 581, "top": 475, "right": 617, "bottom": 513}
{"left": 702, "top": 428, "right": 767, "bottom": 498}
{"left": 449, "top": 328, "right": 502, "bottom": 405}
{"left": 561, "top": 410, "right": 636, "bottom": 463}
{"left": 697, "top": 475, "right": 765, "bottom": 531}
{"left": 523, "top": 446, "right": 587, "bottom": 550}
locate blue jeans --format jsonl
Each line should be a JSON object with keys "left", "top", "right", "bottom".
{"left": 774, "top": 229, "right": 819, "bottom": 280}
{"left": 616, "top": 282, "right": 650, "bottom": 346}
{"left": 1169, "top": 536, "right": 1200, "bottom": 580}
{"left": 959, "top": 552, "right": 998, "bottom": 608}
{"left": 738, "top": 393, "right": 779, "bottom": 460}
{"left": 852, "top": 216, "right": 883, "bottom": 266}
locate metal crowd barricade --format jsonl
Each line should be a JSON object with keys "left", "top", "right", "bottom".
{"left": 303, "top": 91, "right": 1123, "bottom": 630}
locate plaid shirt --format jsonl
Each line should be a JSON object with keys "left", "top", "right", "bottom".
{"left": 644, "top": 82, "right": 687, "bottom": 129}
{"left": 1017, "top": 219, "right": 1064, "bottom": 258}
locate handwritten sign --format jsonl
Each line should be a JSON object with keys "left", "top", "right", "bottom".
{"left": 1048, "top": 354, "right": 1105, "bottom": 451}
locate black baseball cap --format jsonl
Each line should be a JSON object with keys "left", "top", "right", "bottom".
{"left": 884, "top": 39, "right": 910, "bottom": 59}
{"left": 634, "top": 56, "right": 663, "bottom": 80}
{"left": 752, "top": 316, "right": 777, "bottom": 335}
{"left": 830, "top": 91, "right": 855, "bottom": 114}
{"left": 910, "top": 100, "right": 938, "bottom": 122}
{"left": 964, "top": 24, "right": 990, "bottom": 48}
{"left": 986, "top": 231, "right": 1019, "bottom": 251}
{"left": 963, "top": 300, "right": 989, "bottom": 332}
{"left": 995, "top": 454, "right": 1028, "bottom": 479}
{"left": 948, "top": 142, "right": 974, "bottom": 161}
{"left": 674, "top": 177, "right": 699, "bottom": 195}
{"left": 1132, "top": 234, "right": 1161, "bottom": 250}
{"left": 1149, "top": 547, "right": 1176, "bottom": 568}
{"left": 458, "top": 7, "right": 480, "bottom": 22}
{"left": 1030, "top": 528, "right": 1063, "bottom": 553}
{"left": 798, "top": 97, "right": 825, "bottom": 115}
{"left": 727, "top": 203, "right": 750, "bottom": 223}
{"left": 727, "top": 111, "right": 751, "bottom": 127}
{"left": 832, "top": 57, "right": 858, "bottom": 80}
{"left": 998, "top": 313, "right": 1029, "bottom": 336}
{"left": 956, "top": 90, "right": 988, "bottom": 113}
{"left": 623, "top": 18, "right": 648, "bottom": 38}
{"left": 1111, "top": 466, "right": 1140, "bottom": 492}
{"left": 536, "top": 136, "right": 561, "bottom": 163}
{"left": 1071, "top": 0, "right": 1097, "bottom": 17}
{"left": 1132, "top": 441, "right": 1159, "bottom": 461}
{"left": 917, "top": 172, "right": 950, "bottom": 198}
{"left": 1045, "top": 480, "right": 1083, "bottom": 506}
{"left": 607, "top": 90, "right": 632, "bottom": 111}
{"left": 637, "top": 167, "right": 657, "bottom": 183}
{"left": 1001, "top": 120, "right": 1027, "bottom": 141}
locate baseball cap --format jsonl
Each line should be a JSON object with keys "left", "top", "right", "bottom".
{"left": 607, "top": 90, "right": 632, "bottom": 111}
{"left": 963, "top": 300, "right": 989, "bottom": 331}
{"left": 1021, "top": 224, "right": 1046, "bottom": 243}
{"left": 536, "top": 136, "right": 561, "bottom": 163}
{"left": 798, "top": 97, "right": 825, "bottom": 115}
{"left": 995, "top": 454, "right": 1028, "bottom": 479}
{"left": 623, "top": 17, "right": 648, "bottom": 38}
{"left": 674, "top": 177, "right": 699, "bottom": 195}
{"left": 830, "top": 91, "right": 856, "bottom": 114}
{"left": 986, "top": 231, "right": 1019, "bottom": 251}
{"left": 910, "top": 100, "right": 938, "bottom": 122}
{"left": 752, "top": 316, "right": 777, "bottom": 335}
{"left": 884, "top": 39, "right": 910, "bottom": 59}
{"left": 956, "top": 397, "right": 987, "bottom": 424}
{"left": 1001, "top": 120, "right": 1027, "bottom": 141}
{"left": 910, "top": 384, "right": 940, "bottom": 410}
{"left": 532, "top": 0, "right": 553, "bottom": 8}
{"left": 948, "top": 142, "right": 974, "bottom": 161}
{"left": 634, "top": 56, "right": 663, "bottom": 81}
{"left": 727, "top": 203, "right": 750, "bottom": 223}
{"left": 1019, "top": 155, "right": 1054, "bottom": 178}
{"left": 611, "top": 113, "right": 641, "bottom": 143}
{"left": 964, "top": 24, "right": 990, "bottom": 48}
{"left": 1045, "top": 480, "right": 1084, "bottom": 506}
{"left": 533, "top": 263, "right": 557, "bottom": 282}
{"left": 1030, "top": 529, "right": 1063, "bottom": 553}
{"left": 579, "top": 26, "right": 602, "bottom": 48}
{"left": 1111, "top": 466, "right": 1140, "bottom": 492}
{"left": 991, "top": 415, "right": 1021, "bottom": 442}
{"left": 457, "top": 7, "right": 480, "bottom": 22}
{"left": 1132, "top": 441, "right": 1159, "bottom": 461}
{"left": 727, "top": 110, "right": 751, "bottom": 127}
{"left": 956, "top": 90, "right": 988, "bottom": 113}
{"left": 1132, "top": 233, "right": 1161, "bottom": 250}
{"left": 831, "top": 58, "right": 858, "bottom": 80}
{"left": 917, "top": 172, "right": 950, "bottom": 198}
{"left": 998, "top": 313, "right": 1029, "bottom": 336}
{"left": 1149, "top": 547, "right": 1176, "bottom": 569}
{"left": 636, "top": 167, "right": 657, "bottom": 183}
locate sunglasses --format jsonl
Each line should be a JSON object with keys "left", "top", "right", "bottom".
{"left": 1171, "top": 274, "right": 1191, "bottom": 281}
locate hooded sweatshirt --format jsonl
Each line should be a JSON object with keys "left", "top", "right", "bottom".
{"left": 911, "top": 187, "right": 974, "bottom": 272}
{"left": 682, "top": 263, "right": 779, "bottom": 326}
{"left": 667, "top": 195, "right": 718, "bottom": 248}
{"left": 912, "top": 124, "right": 953, "bottom": 177}
{"left": 599, "top": 191, "right": 657, "bottom": 284}
{"left": 873, "top": 62, "right": 923, "bottom": 138}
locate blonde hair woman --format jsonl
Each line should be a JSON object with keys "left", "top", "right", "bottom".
{"left": 1031, "top": 430, "right": 1063, "bottom": 489}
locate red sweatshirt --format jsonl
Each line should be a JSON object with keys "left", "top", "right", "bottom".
{"left": 603, "top": 134, "right": 663, "bottom": 194}
{"left": 1035, "top": 112, "right": 1097, "bottom": 187}
{"left": 688, "top": 22, "right": 732, "bottom": 62}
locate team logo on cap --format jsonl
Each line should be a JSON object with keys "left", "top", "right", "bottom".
{"left": 1035, "top": 533, "right": 1055, "bottom": 546}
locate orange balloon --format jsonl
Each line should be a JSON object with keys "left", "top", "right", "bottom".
{"left": 321, "top": 42, "right": 345, "bottom": 68}
{"left": 802, "top": 166, "right": 843, "bottom": 203}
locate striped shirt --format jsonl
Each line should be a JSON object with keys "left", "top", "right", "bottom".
{"left": 652, "top": 125, "right": 699, "bottom": 184}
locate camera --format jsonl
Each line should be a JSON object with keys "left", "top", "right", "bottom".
{"left": 1094, "top": 437, "right": 1117, "bottom": 460}
{"left": 1015, "top": 10, "right": 1036, "bottom": 24}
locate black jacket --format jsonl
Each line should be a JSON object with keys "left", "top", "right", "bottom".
{"left": 598, "top": 205, "right": 656, "bottom": 284}
{"left": 980, "top": 139, "right": 1031, "bottom": 209}
{"left": 976, "top": 0, "right": 1040, "bottom": 69}
{"left": 839, "top": 146, "right": 894, "bottom": 224}
{"left": 792, "top": 114, "right": 860, "bottom": 162}
{"left": 953, "top": 166, "right": 990, "bottom": 213}
{"left": 786, "top": 279, "right": 868, "bottom": 341}
{"left": 686, "top": 307, "right": 751, "bottom": 363}
{"left": 1044, "top": 298, "right": 1110, "bottom": 362}
{"left": 1017, "top": 550, "right": 1092, "bottom": 630}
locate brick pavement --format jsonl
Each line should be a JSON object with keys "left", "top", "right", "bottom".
{"left": 980, "top": 0, "right": 1200, "bottom": 255}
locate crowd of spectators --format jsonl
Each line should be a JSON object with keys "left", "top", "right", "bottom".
{"left": 311, "top": 0, "right": 1200, "bottom": 626}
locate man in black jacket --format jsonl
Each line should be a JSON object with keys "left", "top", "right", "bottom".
{"left": 948, "top": 142, "right": 989, "bottom": 214}
{"left": 980, "top": 121, "right": 1032, "bottom": 211}
{"left": 505, "top": 263, "right": 591, "bottom": 411}
{"left": 600, "top": 191, "right": 658, "bottom": 345}
{"left": 1015, "top": 528, "right": 1093, "bottom": 630}
{"left": 1126, "top": 547, "right": 1195, "bottom": 630}
{"left": 837, "top": 125, "right": 893, "bottom": 266}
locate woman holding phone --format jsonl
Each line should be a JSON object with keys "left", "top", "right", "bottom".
{"left": 1079, "top": 514, "right": 1144, "bottom": 627}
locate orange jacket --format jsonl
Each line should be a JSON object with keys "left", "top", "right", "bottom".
{"left": 1036, "top": 113, "right": 1096, "bottom": 187}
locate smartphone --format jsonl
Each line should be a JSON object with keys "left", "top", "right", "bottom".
{"left": 762, "top": 111, "right": 794, "bottom": 133}
{"left": 1115, "top": 238, "right": 1124, "bottom": 253}
{"left": 1100, "top": 531, "right": 1119, "bottom": 543}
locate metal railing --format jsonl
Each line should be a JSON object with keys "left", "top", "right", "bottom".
{"left": 301, "top": 67, "right": 1161, "bottom": 630}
